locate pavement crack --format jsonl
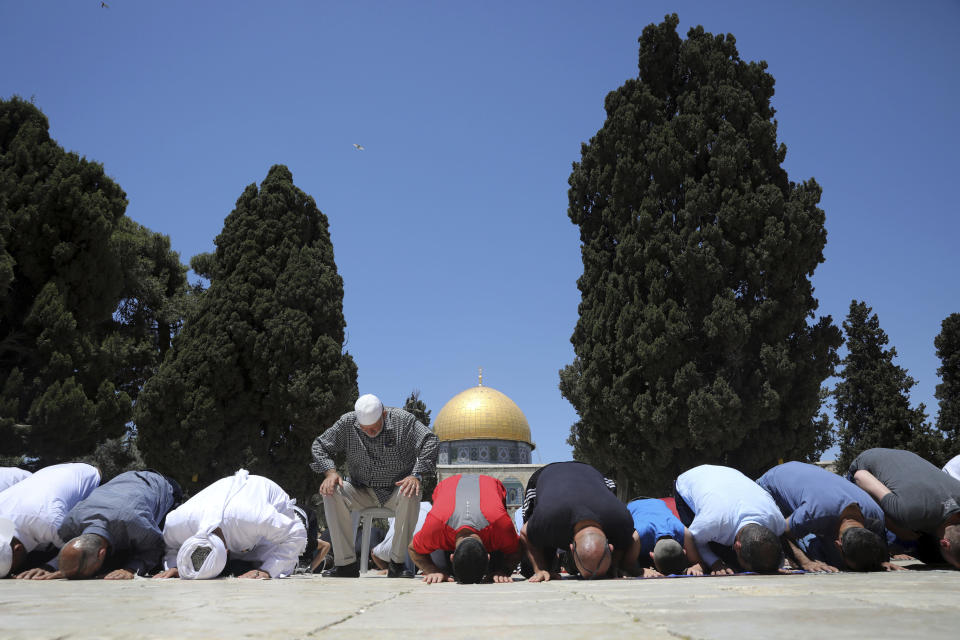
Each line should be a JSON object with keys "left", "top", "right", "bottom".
{"left": 304, "top": 589, "right": 411, "bottom": 636}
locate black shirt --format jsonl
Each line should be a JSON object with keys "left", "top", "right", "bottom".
{"left": 525, "top": 462, "right": 634, "bottom": 550}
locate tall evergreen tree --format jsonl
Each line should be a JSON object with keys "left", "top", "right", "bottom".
{"left": 560, "top": 16, "right": 841, "bottom": 494}
{"left": 403, "top": 389, "right": 436, "bottom": 499}
{"left": 403, "top": 389, "right": 431, "bottom": 427}
{"left": 134, "top": 165, "right": 358, "bottom": 502}
{"left": 0, "top": 96, "right": 186, "bottom": 464}
{"left": 834, "top": 300, "right": 943, "bottom": 471}
{"left": 934, "top": 313, "right": 960, "bottom": 456}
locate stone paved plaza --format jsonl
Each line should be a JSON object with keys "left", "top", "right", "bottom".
{"left": 2, "top": 565, "right": 959, "bottom": 639}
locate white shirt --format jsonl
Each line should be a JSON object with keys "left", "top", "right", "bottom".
{"left": 943, "top": 455, "right": 960, "bottom": 482}
{"left": 0, "top": 463, "right": 101, "bottom": 551}
{"left": 675, "top": 464, "right": 784, "bottom": 569}
{"left": 0, "top": 468, "right": 33, "bottom": 494}
{"left": 372, "top": 501, "right": 431, "bottom": 561}
{"left": 162, "top": 474, "right": 307, "bottom": 578}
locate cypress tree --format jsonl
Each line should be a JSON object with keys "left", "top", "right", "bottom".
{"left": 0, "top": 96, "right": 186, "bottom": 464}
{"left": 834, "top": 300, "right": 943, "bottom": 471}
{"left": 560, "top": 16, "right": 841, "bottom": 494}
{"left": 404, "top": 389, "right": 435, "bottom": 499}
{"left": 403, "top": 389, "right": 431, "bottom": 428}
{"left": 134, "top": 165, "right": 358, "bottom": 502}
{"left": 934, "top": 313, "right": 960, "bottom": 457}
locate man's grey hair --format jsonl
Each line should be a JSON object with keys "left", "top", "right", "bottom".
{"left": 65, "top": 534, "right": 104, "bottom": 578}
{"left": 191, "top": 545, "right": 213, "bottom": 572}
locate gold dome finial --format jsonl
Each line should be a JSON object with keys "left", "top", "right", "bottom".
{"left": 478, "top": 367, "right": 483, "bottom": 386}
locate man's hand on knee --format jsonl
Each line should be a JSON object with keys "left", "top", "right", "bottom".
{"left": 395, "top": 475, "right": 421, "bottom": 498}
{"left": 320, "top": 470, "right": 343, "bottom": 496}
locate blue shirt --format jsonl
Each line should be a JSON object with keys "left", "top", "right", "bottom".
{"left": 627, "top": 499, "right": 684, "bottom": 553}
{"left": 675, "top": 465, "right": 784, "bottom": 569}
{"left": 756, "top": 461, "right": 885, "bottom": 539}
{"left": 58, "top": 470, "right": 176, "bottom": 575}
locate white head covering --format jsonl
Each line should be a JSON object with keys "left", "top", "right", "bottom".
{"left": 177, "top": 531, "right": 228, "bottom": 579}
{"left": 355, "top": 394, "right": 383, "bottom": 425}
{"left": 177, "top": 469, "right": 250, "bottom": 580}
{"left": 0, "top": 517, "right": 16, "bottom": 577}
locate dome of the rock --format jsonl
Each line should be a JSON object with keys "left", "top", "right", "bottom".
{"left": 433, "top": 381, "right": 534, "bottom": 465}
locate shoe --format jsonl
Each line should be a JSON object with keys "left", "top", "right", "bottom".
{"left": 322, "top": 561, "right": 359, "bottom": 578}
{"left": 387, "top": 561, "right": 414, "bottom": 578}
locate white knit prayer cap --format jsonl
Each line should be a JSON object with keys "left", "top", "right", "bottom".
{"left": 0, "top": 517, "right": 16, "bottom": 577}
{"left": 355, "top": 394, "right": 383, "bottom": 425}
{"left": 177, "top": 532, "right": 227, "bottom": 580}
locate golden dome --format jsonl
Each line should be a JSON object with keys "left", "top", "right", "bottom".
{"left": 433, "top": 384, "right": 533, "bottom": 446}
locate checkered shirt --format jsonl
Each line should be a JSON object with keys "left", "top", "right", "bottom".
{"left": 310, "top": 407, "right": 439, "bottom": 504}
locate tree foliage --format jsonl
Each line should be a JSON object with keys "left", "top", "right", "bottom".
{"left": 403, "top": 389, "right": 431, "bottom": 428}
{"left": 934, "top": 313, "right": 960, "bottom": 457}
{"left": 834, "top": 300, "right": 943, "bottom": 471}
{"left": 0, "top": 96, "right": 186, "bottom": 465}
{"left": 560, "top": 16, "right": 841, "bottom": 494}
{"left": 134, "top": 165, "right": 358, "bottom": 503}
{"left": 404, "top": 389, "right": 436, "bottom": 500}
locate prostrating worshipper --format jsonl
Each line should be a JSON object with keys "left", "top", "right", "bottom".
{"left": 311, "top": 393, "right": 439, "bottom": 578}
{"left": 520, "top": 461, "right": 640, "bottom": 582}
{"left": 674, "top": 464, "right": 785, "bottom": 575}
{"left": 626, "top": 498, "right": 700, "bottom": 576}
{"left": 0, "top": 467, "right": 32, "bottom": 494}
{"left": 848, "top": 448, "right": 960, "bottom": 569}
{"left": 20, "top": 469, "right": 181, "bottom": 580}
{"left": 154, "top": 469, "right": 307, "bottom": 580}
{"left": 408, "top": 474, "right": 521, "bottom": 584}
{"left": 757, "top": 461, "right": 895, "bottom": 572}
{"left": 0, "top": 463, "right": 101, "bottom": 578}
{"left": 372, "top": 501, "right": 431, "bottom": 576}
{"left": 944, "top": 454, "right": 960, "bottom": 482}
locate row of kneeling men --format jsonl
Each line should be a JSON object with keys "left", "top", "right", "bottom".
{"left": 2, "top": 447, "right": 958, "bottom": 581}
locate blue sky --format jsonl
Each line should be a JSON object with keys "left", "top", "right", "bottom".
{"left": 2, "top": 1, "right": 957, "bottom": 464}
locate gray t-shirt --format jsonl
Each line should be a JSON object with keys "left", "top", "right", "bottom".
{"left": 847, "top": 448, "right": 960, "bottom": 534}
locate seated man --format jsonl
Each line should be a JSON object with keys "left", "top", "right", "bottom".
{"left": 154, "top": 469, "right": 307, "bottom": 580}
{"left": 520, "top": 462, "right": 640, "bottom": 582}
{"left": 0, "top": 463, "right": 101, "bottom": 578}
{"left": 626, "top": 498, "right": 700, "bottom": 576}
{"left": 311, "top": 394, "right": 438, "bottom": 578}
{"left": 0, "top": 467, "right": 32, "bottom": 494}
{"left": 408, "top": 475, "right": 520, "bottom": 584}
{"left": 848, "top": 448, "right": 960, "bottom": 569}
{"left": 675, "top": 464, "right": 784, "bottom": 574}
{"left": 757, "top": 461, "right": 893, "bottom": 572}
{"left": 21, "top": 470, "right": 180, "bottom": 579}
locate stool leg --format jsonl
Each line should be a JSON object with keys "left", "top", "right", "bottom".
{"left": 360, "top": 513, "right": 372, "bottom": 574}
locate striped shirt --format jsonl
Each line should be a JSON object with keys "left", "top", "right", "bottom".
{"left": 310, "top": 407, "right": 439, "bottom": 503}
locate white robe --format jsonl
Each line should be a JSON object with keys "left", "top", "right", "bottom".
{"left": 0, "top": 468, "right": 33, "bottom": 494}
{"left": 0, "top": 463, "right": 101, "bottom": 551}
{"left": 944, "top": 455, "right": 960, "bottom": 482}
{"left": 372, "top": 501, "right": 431, "bottom": 561}
{"left": 162, "top": 474, "right": 307, "bottom": 578}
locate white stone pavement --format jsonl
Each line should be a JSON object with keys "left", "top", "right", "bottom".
{"left": 2, "top": 567, "right": 959, "bottom": 639}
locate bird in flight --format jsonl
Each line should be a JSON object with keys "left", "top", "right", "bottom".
{"left": 101, "top": 1, "right": 109, "bottom": 7}
{"left": 353, "top": 143, "right": 365, "bottom": 151}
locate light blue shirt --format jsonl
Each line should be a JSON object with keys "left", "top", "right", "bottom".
{"left": 675, "top": 465, "right": 784, "bottom": 569}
